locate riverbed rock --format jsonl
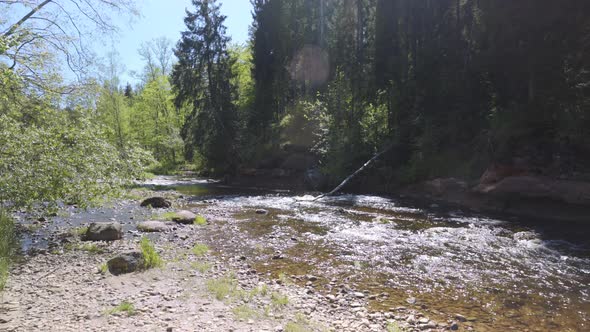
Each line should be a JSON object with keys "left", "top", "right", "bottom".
{"left": 84, "top": 222, "right": 122, "bottom": 241}
{"left": 107, "top": 251, "right": 144, "bottom": 275}
{"left": 140, "top": 197, "right": 171, "bottom": 208}
{"left": 474, "top": 175, "right": 590, "bottom": 206}
{"left": 171, "top": 210, "right": 197, "bottom": 224}
{"left": 137, "top": 221, "right": 170, "bottom": 233}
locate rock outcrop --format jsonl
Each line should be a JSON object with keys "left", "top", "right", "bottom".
{"left": 140, "top": 197, "right": 172, "bottom": 208}
{"left": 107, "top": 251, "right": 144, "bottom": 275}
{"left": 84, "top": 222, "right": 123, "bottom": 241}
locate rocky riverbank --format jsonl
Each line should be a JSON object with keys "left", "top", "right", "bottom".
{"left": 0, "top": 188, "right": 456, "bottom": 332}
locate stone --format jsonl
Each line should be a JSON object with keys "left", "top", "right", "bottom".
{"left": 84, "top": 222, "right": 122, "bottom": 241}
{"left": 353, "top": 292, "right": 365, "bottom": 298}
{"left": 140, "top": 197, "right": 171, "bottom": 208}
{"left": 255, "top": 209, "right": 269, "bottom": 215}
{"left": 137, "top": 221, "right": 169, "bottom": 233}
{"left": 107, "top": 251, "right": 144, "bottom": 275}
{"left": 171, "top": 210, "right": 197, "bottom": 224}
{"left": 474, "top": 175, "right": 590, "bottom": 206}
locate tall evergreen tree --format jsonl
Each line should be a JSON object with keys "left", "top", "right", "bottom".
{"left": 172, "top": 0, "right": 237, "bottom": 173}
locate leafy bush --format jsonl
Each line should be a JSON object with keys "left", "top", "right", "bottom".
{"left": 0, "top": 109, "right": 153, "bottom": 210}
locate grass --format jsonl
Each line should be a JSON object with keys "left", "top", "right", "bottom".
{"left": 285, "top": 313, "right": 312, "bottom": 332}
{"left": 386, "top": 322, "right": 406, "bottom": 332}
{"left": 73, "top": 226, "right": 89, "bottom": 237}
{"left": 65, "top": 243, "right": 104, "bottom": 254}
{"left": 232, "top": 305, "right": 259, "bottom": 320}
{"left": 140, "top": 237, "right": 163, "bottom": 269}
{"left": 193, "top": 215, "right": 207, "bottom": 226}
{"left": 190, "top": 261, "right": 212, "bottom": 273}
{"left": 206, "top": 275, "right": 239, "bottom": 301}
{"left": 285, "top": 322, "right": 311, "bottom": 332}
{"left": 106, "top": 301, "right": 136, "bottom": 316}
{"left": 0, "top": 210, "right": 16, "bottom": 292}
{"left": 271, "top": 292, "right": 289, "bottom": 307}
{"left": 192, "top": 243, "right": 209, "bottom": 256}
{"left": 98, "top": 263, "right": 108, "bottom": 274}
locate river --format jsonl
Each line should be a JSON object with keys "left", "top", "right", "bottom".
{"left": 20, "top": 175, "right": 590, "bottom": 331}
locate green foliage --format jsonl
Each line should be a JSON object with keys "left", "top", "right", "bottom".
{"left": 106, "top": 301, "right": 136, "bottom": 316}
{"left": 0, "top": 103, "right": 151, "bottom": 210}
{"left": 192, "top": 243, "right": 209, "bottom": 256}
{"left": 0, "top": 210, "right": 16, "bottom": 291}
{"left": 140, "top": 237, "right": 163, "bottom": 269}
{"left": 98, "top": 263, "right": 108, "bottom": 275}
{"left": 172, "top": 0, "right": 238, "bottom": 174}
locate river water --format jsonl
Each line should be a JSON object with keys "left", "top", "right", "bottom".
{"left": 21, "top": 176, "right": 590, "bottom": 331}
{"left": 152, "top": 176, "right": 589, "bottom": 331}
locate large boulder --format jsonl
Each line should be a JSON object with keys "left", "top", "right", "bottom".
{"left": 171, "top": 210, "right": 197, "bottom": 224}
{"left": 140, "top": 197, "right": 171, "bottom": 208}
{"left": 474, "top": 176, "right": 590, "bottom": 206}
{"left": 107, "top": 251, "right": 144, "bottom": 275}
{"left": 84, "top": 222, "right": 123, "bottom": 241}
{"left": 137, "top": 221, "right": 170, "bottom": 233}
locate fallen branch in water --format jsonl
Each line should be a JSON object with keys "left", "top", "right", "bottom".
{"left": 313, "top": 143, "right": 395, "bottom": 201}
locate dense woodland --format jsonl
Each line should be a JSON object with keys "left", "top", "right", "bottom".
{"left": 172, "top": 0, "right": 590, "bottom": 186}
{"left": 2, "top": 0, "right": 590, "bottom": 207}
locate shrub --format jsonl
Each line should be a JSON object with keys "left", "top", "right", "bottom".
{"left": 140, "top": 237, "right": 163, "bottom": 269}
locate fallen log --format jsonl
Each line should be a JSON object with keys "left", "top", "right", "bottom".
{"left": 313, "top": 143, "right": 395, "bottom": 201}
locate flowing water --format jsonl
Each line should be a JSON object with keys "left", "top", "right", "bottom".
{"left": 20, "top": 176, "right": 590, "bottom": 331}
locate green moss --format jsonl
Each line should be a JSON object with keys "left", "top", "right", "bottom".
{"left": 193, "top": 215, "right": 207, "bottom": 226}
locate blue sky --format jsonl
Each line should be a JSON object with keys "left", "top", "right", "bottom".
{"left": 109, "top": 0, "right": 253, "bottom": 84}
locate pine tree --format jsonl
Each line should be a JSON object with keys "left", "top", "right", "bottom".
{"left": 172, "top": 0, "right": 237, "bottom": 173}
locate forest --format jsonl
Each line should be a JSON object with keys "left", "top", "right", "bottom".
{"left": 0, "top": 0, "right": 590, "bottom": 332}
{"left": 4, "top": 0, "right": 590, "bottom": 204}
